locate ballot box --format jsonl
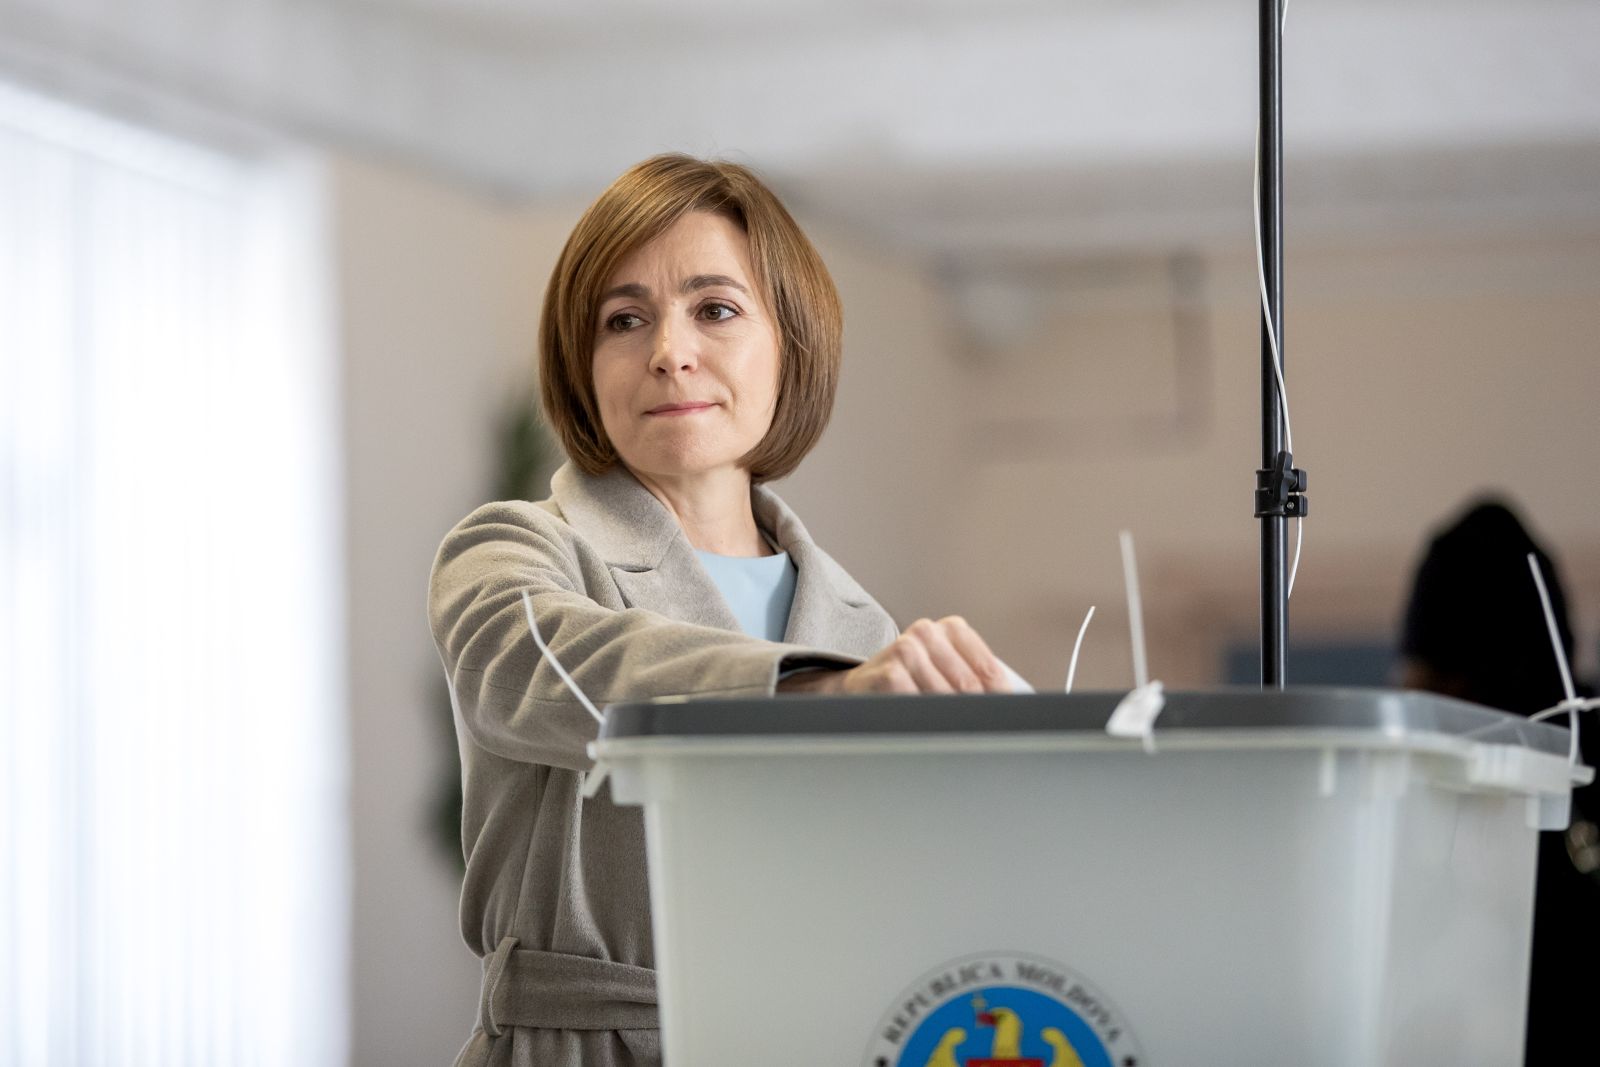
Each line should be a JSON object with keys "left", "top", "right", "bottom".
{"left": 591, "top": 688, "right": 1584, "bottom": 1067}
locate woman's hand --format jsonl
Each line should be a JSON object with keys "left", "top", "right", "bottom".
{"left": 779, "top": 616, "right": 1013, "bottom": 695}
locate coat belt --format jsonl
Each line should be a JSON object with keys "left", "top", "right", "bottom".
{"left": 477, "top": 937, "right": 658, "bottom": 1037}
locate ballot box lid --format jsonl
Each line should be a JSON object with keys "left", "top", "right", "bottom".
{"left": 597, "top": 686, "right": 1570, "bottom": 759}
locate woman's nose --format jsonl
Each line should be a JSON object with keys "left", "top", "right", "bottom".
{"left": 648, "top": 322, "right": 698, "bottom": 376}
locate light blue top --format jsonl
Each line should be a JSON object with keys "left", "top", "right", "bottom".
{"left": 695, "top": 548, "right": 798, "bottom": 642}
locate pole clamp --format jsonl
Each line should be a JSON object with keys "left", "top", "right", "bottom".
{"left": 1255, "top": 450, "right": 1308, "bottom": 518}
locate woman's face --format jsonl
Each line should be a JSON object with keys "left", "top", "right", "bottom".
{"left": 592, "top": 211, "right": 781, "bottom": 488}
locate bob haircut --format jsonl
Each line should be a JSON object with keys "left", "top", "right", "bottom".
{"left": 539, "top": 153, "right": 842, "bottom": 484}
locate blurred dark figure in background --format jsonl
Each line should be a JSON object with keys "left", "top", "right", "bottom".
{"left": 1399, "top": 497, "right": 1598, "bottom": 1066}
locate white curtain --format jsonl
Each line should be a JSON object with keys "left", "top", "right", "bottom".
{"left": 0, "top": 80, "right": 346, "bottom": 1066}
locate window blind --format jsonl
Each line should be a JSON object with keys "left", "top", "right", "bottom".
{"left": 0, "top": 80, "right": 347, "bottom": 1066}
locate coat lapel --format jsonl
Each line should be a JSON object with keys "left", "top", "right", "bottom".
{"left": 550, "top": 462, "right": 893, "bottom": 657}
{"left": 753, "top": 486, "right": 897, "bottom": 655}
{"left": 550, "top": 463, "right": 742, "bottom": 632}
{"left": 610, "top": 548, "right": 743, "bottom": 633}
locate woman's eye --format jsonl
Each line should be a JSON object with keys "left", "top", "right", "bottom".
{"left": 700, "top": 302, "right": 738, "bottom": 322}
{"left": 605, "top": 312, "right": 643, "bottom": 332}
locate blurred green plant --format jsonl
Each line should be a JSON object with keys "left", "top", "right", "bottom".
{"left": 428, "top": 389, "right": 557, "bottom": 874}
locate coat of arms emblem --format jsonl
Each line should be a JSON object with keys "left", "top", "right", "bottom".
{"left": 863, "top": 953, "right": 1144, "bottom": 1067}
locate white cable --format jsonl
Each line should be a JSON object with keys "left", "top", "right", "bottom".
{"left": 1119, "top": 531, "right": 1149, "bottom": 689}
{"left": 1065, "top": 605, "right": 1096, "bottom": 694}
{"left": 1251, "top": 158, "right": 1293, "bottom": 458}
{"left": 1252, "top": 132, "right": 1293, "bottom": 456}
{"left": 1289, "top": 515, "right": 1304, "bottom": 598}
{"left": 1253, "top": 0, "right": 1303, "bottom": 599}
{"left": 520, "top": 589, "right": 605, "bottom": 725}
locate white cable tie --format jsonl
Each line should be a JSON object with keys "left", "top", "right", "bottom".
{"left": 1463, "top": 696, "right": 1597, "bottom": 757}
{"left": 1528, "top": 695, "right": 1600, "bottom": 768}
{"left": 1528, "top": 554, "right": 1578, "bottom": 704}
{"left": 520, "top": 589, "right": 605, "bottom": 726}
{"left": 1527, "top": 553, "right": 1581, "bottom": 766}
{"left": 1530, "top": 698, "right": 1600, "bottom": 725}
{"left": 1065, "top": 605, "right": 1097, "bottom": 694}
{"left": 1108, "top": 533, "right": 1164, "bottom": 750}
{"left": 1108, "top": 680, "right": 1166, "bottom": 754}
{"left": 1528, "top": 698, "right": 1599, "bottom": 780}
{"left": 1119, "top": 531, "right": 1149, "bottom": 689}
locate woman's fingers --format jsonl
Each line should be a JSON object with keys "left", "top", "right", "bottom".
{"left": 905, "top": 618, "right": 984, "bottom": 693}
{"left": 894, "top": 631, "right": 957, "bottom": 694}
{"left": 940, "top": 616, "right": 1011, "bottom": 692}
{"left": 842, "top": 616, "right": 1008, "bottom": 695}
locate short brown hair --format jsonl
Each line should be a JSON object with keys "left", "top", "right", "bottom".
{"left": 539, "top": 154, "right": 842, "bottom": 483}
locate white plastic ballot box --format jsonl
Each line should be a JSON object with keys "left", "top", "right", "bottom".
{"left": 590, "top": 688, "right": 1587, "bottom": 1067}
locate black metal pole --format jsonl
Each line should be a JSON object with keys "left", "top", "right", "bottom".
{"left": 1259, "top": 0, "right": 1287, "bottom": 688}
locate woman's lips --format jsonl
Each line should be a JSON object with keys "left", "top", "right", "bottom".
{"left": 645, "top": 402, "right": 716, "bottom": 416}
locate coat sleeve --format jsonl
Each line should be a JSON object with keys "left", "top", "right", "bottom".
{"left": 428, "top": 502, "right": 858, "bottom": 771}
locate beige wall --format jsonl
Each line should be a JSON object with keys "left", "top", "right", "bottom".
{"left": 930, "top": 236, "right": 1600, "bottom": 690}
{"left": 332, "top": 154, "right": 582, "bottom": 1064}
{"left": 330, "top": 151, "right": 1599, "bottom": 1062}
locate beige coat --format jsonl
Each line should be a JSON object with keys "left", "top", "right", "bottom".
{"left": 428, "top": 462, "right": 899, "bottom": 1067}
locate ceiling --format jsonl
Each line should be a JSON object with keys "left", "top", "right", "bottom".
{"left": 2, "top": 0, "right": 1597, "bottom": 257}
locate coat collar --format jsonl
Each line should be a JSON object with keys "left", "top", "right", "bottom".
{"left": 548, "top": 462, "right": 879, "bottom": 646}
{"left": 549, "top": 461, "right": 685, "bottom": 572}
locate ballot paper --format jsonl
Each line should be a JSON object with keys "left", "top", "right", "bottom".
{"left": 1000, "top": 661, "right": 1034, "bottom": 694}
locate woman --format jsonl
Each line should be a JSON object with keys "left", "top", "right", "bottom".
{"left": 429, "top": 154, "right": 1014, "bottom": 1067}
